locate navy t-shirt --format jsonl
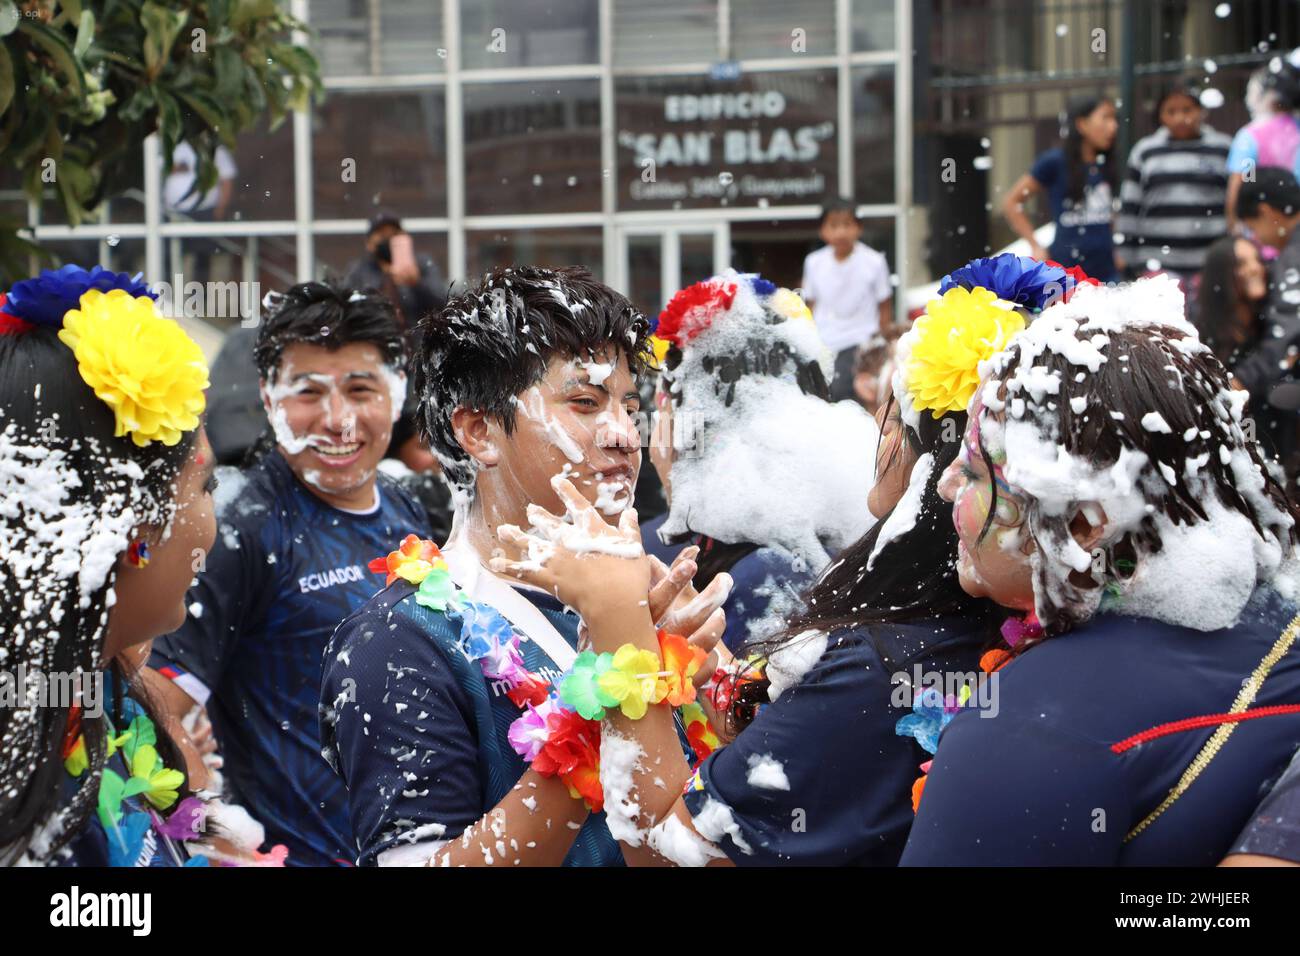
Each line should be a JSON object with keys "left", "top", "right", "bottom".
{"left": 149, "top": 450, "right": 428, "bottom": 866}
{"left": 1030, "top": 147, "right": 1118, "bottom": 281}
{"left": 320, "top": 578, "right": 624, "bottom": 867}
{"left": 902, "top": 587, "right": 1300, "bottom": 866}
{"left": 640, "top": 514, "right": 815, "bottom": 653}
{"left": 681, "top": 616, "right": 988, "bottom": 865}
{"left": 1230, "top": 745, "right": 1300, "bottom": 863}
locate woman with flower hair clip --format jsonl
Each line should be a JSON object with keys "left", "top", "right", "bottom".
{"left": 487, "top": 255, "right": 1076, "bottom": 866}
{"left": 643, "top": 272, "right": 878, "bottom": 652}
{"left": 903, "top": 274, "right": 1300, "bottom": 865}
{"left": 0, "top": 266, "right": 271, "bottom": 866}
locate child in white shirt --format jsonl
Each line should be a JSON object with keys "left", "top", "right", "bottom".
{"left": 801, "top": 197, "right": 895, "bottom": 402}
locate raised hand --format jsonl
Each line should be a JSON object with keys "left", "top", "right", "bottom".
{"left": 490, "top": 475, "right": 652, "bottom": 622}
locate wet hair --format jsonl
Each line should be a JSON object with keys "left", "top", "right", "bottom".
{"left": 819, "top": 196, "right": 860, "bottom": 227}
{"left": 976, "top": 320, "right": 1299, "bottom": 635}
{"left": 729, "top": 399, "right": 1001, "bottom": 731}
{"left": 413, "top": 265, "right": 651, "bottom": 498}
{"left": 1192, "top": 236, "right": 1263, "bottom": 364}
{"left": 0, "top": 325, "right": 198, "bottom": 863}
{"left": 253, "top": 281, "right": 407, "bottom": 383}
{"left": 1063, "top": 94, "right": 1119, "bottom": 203}
{"left": 1237, "top": 166, "right": 1300, "bottom": 221}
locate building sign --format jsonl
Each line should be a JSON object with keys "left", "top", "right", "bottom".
{"left": 614, "top": 70, "right": 837, "bottom": 210}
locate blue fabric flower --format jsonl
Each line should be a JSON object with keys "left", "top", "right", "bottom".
{"left": 938, "top": 254, "right": 1069, "bottom": 312}
{"left": 106, "top": 810, "right": 153, "bottom": 868}
{"left": 1, "top": 265, "right": 157, "bottom": 328}
{"left": 747, "top": 275, "right": 777, "bottom": 297}
{"left": 894, "top": 685, "right": 967, "bottom": 754}
{"left": 456, "top": 600, "right": 517, "bottom": 661}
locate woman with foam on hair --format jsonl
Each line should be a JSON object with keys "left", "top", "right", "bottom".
{"left": 484, "top": 256, "right": 1083, "bottom": 866}
{"left": 643, "top": 273, "right": 879, "bottom": 651}
{"left": 901, "top": 274, "right": 1300, "bottom": 866}
{"left": 0, "top": 267, "right": 274, "bottom": 866}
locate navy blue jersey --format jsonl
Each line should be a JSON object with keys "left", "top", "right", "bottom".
{"left": 1230, "top": 745, "right": 1300, "bottom": 863}
{"left": 902, "top": 587, "right": 1300, "bottom": 866}
{"left": 320, "top": 578, "right": 624, "bottom": 867}
{"left": 681, "top": 617, "right": 988, "bottom": 865}
{"left": 640, "top": 513, "right": 815, "bottom": 653}
{"left": 149, "top": 450, "right": 428, "bottom": 866}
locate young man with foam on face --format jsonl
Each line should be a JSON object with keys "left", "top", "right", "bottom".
{"left": 145, "top": 282, "right": 430, "bottom": 866}
{"left": 319, "top": 266, "right": 727, "bottom": 867}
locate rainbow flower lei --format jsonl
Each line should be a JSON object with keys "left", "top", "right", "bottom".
{"left": 62, "top": 704, "right": 214, "bottom": 867}
{"left": 370, "top": 535, "right": 722, "bottom": 810}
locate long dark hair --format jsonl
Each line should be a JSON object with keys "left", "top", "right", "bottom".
{"left": 0, "top": 326, "right": 196, "bottom": 863}
{"left": 730, "top": 400, "right": 1001, "bottom": 730}
{"left": 1192, "top": 236, "right": 1263, "bottom": 364}
{"left": 1063, "top": 94, "right": 1119, "bottom": 203}
{"left": 976, "top": 320, "right": 1299, "bottom": 635}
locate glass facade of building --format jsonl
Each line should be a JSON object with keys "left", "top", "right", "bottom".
{"left": 16, "top": 0, "right": 909, "bottom": 327}
{"left": 13, "top": 1, "right": 1300, "bottom": 331}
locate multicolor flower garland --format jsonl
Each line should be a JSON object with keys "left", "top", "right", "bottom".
{"left": 370, "top": 535, "right": 722, "bottom": 811}
{"left": 62, "top": 703, "right": 212, "bottom": 866}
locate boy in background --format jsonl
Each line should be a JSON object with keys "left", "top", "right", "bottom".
{"left": 801, "top": 197, "right": 896, "bottom": 402}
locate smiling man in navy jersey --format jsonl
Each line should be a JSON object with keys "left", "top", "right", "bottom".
{"left": 146, "top": 282, "right": 430, "bottom": 866}
{"left": 319, "top": 266, "right": 726, "bottom": 867}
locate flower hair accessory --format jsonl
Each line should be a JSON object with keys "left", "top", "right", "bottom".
{"left": 2, "top": 264, "right": 156, "bottom": 329}
{"left": 656, "top": 278, "right": 738, "bottom": 347}
{"left": 895, "top": 285, "right": 1025, "bottom": 422}
{"left": 939, "top": 253, "right": 1096, "bottom": 312}
{"left": 58, "top": 288, "right": 209, "bottom": 447}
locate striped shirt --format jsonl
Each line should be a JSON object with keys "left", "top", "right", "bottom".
{"left": 1117, "top": 125, "right": 1233, "bottom": 275}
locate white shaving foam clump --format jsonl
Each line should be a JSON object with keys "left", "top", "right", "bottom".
{"left": 659, "top": 272, "right": 878, "bottom": 570}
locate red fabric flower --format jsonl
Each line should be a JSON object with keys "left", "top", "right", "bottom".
{"left": 0, "top": 293, "right": 32, "bottom": 335}
{"left": 656, "top": 280, "right": 737, "bottom": 347}
{"left": 561, "top": 764, "right": 604, "bottom": 813}
{"left": 1043, "top": 260, "right": 1099, "bottom": 303}
{"left": 532, "top": 709, "right": 600, "bottom": 778}
{"left": 505, "top": 673, "right": 551, "bottom": 708}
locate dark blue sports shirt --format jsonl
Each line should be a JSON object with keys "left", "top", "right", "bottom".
{"left": 149, "top": 450, "right": 428, "bottom": 866}
{"left": 682, "top": 616, "right": 988, "bottom": 865}
{"left": 902, "top": 587, "right": 1300, "bottom": 865}
{"left": 320, "top": 578, "right": 625, "bottom": 866}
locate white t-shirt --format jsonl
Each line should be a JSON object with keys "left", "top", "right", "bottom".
{"left": 163, "top": 142, "right": 237, "bottom": 214}
{"left": 801, "top": 242, "right": 893, "bottom": 351}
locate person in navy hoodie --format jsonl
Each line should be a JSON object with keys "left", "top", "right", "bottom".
{"left": 319, "top": 266, "right": 725, "bottom": 867}
{"left": 146, "top": 282, "right": 430, "bottom": 866}
{"left": 903, "top": 276, "right": 1300, "bottom": 866}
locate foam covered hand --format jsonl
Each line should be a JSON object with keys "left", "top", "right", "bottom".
{"left": 491, "top": 475, "right": 652, "bottom": 620}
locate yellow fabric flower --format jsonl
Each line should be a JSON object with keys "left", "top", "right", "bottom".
{"left": 57, "top": 289, "right": 209, "bottom": 447}
{"left": 904, "top": 287, "right": 1025, "bottom": 418}
{"left": 127, "top": 743, "right": 185, "bottom": 811}
{"left": 647, "top": 335, "right": 671, "bottom": 369}
{"left": 596, "top": 645, "right": 667, "bottom": 720}
{"left": 770, "top": 287, "right": 813, "bottom": 324}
